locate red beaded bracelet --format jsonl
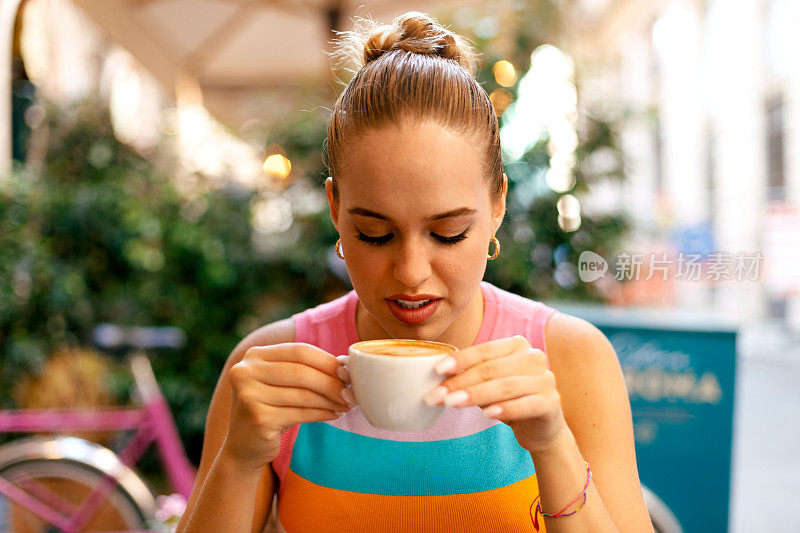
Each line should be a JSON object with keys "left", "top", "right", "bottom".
{"left": 530, "top": 460, "right": 592, "bottom": 531}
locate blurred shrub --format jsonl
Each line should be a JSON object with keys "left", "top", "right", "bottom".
{"left": 487, "top": 121, "right": 630, "bottom": 302}
{"left": 13, "top": 346, "right": 119, "bottom": 446}
{"left": 0, "top": 97, "right": 348, "bottom": 461}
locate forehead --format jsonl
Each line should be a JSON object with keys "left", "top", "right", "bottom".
{"left": 336, "top": 119, "right": 486, "bottom": 216}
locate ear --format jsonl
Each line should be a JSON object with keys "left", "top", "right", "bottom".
{"left": 492, "top": 173, "right": 508, "bottom": 235}
{"left": 325, "top": 177, "right": 340, "bottom": 233}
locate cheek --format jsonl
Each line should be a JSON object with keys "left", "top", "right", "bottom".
{"left": 345, "top": 245, "right": 381, "bottom": 272}
{"left": 437, "top": 240, "right": 490, "bottom": 277}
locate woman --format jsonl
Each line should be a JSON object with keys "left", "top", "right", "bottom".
{"left": 177, "top": 11, "right": 654, "bottom": 533}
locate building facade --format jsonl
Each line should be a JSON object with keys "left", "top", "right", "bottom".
{"left": 567, "top": 0, "right": 800, "bottom": 329}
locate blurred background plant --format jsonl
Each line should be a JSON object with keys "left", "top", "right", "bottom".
{"left": 454, "top": 1, "right": 630, "bottom": 301}
{"left": 12, "top": 346, "right": 119, "bottom": 447}
{"left": 0, "top": 95, "right": 346, "bottom": 478}
{"left": 0, "top": 2, "right": 628, "bottom": 476}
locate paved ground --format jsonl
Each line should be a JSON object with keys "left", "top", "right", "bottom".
{"left": 730, "top": 321, "right": 800, "bottom": 533}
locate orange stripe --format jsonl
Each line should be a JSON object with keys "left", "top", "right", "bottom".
{"left": 277, "top": 468, "right": 546, "bottom": 532}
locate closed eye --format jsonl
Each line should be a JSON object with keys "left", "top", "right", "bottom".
{"left": 355, "top": 230, "right": 470, "bottom": 246}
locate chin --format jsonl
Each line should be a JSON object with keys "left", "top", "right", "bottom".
{"left": 391, "top": 320, "right": 447, "bottom": 341}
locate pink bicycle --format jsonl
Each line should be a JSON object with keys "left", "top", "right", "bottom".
{"left": 0, "top": 324, "right": 196, "bottom": 532}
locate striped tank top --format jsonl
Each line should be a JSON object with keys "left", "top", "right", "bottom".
{"left": 272, "top": 280, "right": 557, "bottom": 532}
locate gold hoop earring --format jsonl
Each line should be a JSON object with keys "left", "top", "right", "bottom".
{"left": 487, "top": 236, "right": 500, "bottom": 260}
{"left": 335, "top": 238, "right": 345, "bottom": 260}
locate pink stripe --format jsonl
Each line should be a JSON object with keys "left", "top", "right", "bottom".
{"left": 325, "top": 405, "right": 500, "bottom": 441}
{"left": 274, "top": 425, "right": 300, "bottom": 495}
{"left": 527, "top": 306, "right": 558, "bottom": 371}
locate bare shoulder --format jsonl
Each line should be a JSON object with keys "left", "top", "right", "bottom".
{"left": 223, "top": 317, "right": 296, "bottom": 371}
{"left": 543, "top": 310, "right": 623, "bottom": 424}
{"left": 543, "top": 311, "right": 620, "bottom": 389}
{"left": 246, "top": 316, "right": 296, "bottom": 346}
{"left": 544, "top": 311, "right": 611, "bottom": 362}
{"left": 543, "top": 311, "right": 655, "bottom": 533}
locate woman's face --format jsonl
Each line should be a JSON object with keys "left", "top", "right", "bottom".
{"left": 326, "top": 118, "right": 507, "bottom": 343}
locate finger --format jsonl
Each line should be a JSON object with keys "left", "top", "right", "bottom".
{"left": 247, "top": 360, "right": 353, "bottom": 407}
{"left": 272, "top": 406, "right": 345, "bottom": 428}
{"left": 261, "top": 383, "right": 352, "bottom": 412}
{"left": 480, "top": 393, "right": 559, "bottom": 421}
{"left": 336, "top": 365, "right": 351, "bottom": 385}
{"left": 438, "top": 375, "right": 540, "bottom": 408}
{"left": 441, "top": 369, "right": 556, "bottom": 408}
{"left": 335, "top": 356, "right": 351, "bottom": 384}
{"left": 436, "top": 335, "right": 530, "bottom": 376}
{"left": 247, "top": 343, "right": 344, "bottom": 377}
{"left": 432, "top": 349, "right": 548, "bottom": 401}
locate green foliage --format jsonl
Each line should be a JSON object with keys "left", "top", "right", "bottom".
{"left": 0, "top": 98, "right": 348, "bottom": 461}
{"left": 443, "top": 3, "right": 630, "bottom": 303}
{"left": 485, "top": 113, "right": 630, "bottom": 301}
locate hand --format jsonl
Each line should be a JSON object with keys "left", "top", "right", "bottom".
{"left": 223, "top": 342, "right": 355, "bottom": 472}
{"left": 423, "top": 335, "right": 568, "bottom": 454}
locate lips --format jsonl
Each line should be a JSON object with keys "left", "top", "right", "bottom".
{"left": 387, "top": 298, "right": 441, "bottom": 324}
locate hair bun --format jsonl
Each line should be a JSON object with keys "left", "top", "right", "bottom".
{"left": 329, "top": 11, "right": 479, "bottom": 76}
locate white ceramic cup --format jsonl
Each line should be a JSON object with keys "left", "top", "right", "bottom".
{"left": 338, "top": 339, "right": 457, "bottom": 431}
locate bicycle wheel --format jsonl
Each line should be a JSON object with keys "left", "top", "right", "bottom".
{"left": 0, "top": 458, "right": 148, "bottom": 533}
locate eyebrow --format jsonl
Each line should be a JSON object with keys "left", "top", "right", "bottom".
{"left": 347, "top": 207, "right": 478, "bottom": 222}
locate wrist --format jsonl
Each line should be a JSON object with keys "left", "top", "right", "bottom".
{"left": 218, "top": 438, "right": 275, "bottom": 478}
{"left": 526, "top": 419, "right": 576, "bottom": 459}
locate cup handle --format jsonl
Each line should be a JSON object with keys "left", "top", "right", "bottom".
{"left": 336, "top": 354, "right": 350, "bottom": 367}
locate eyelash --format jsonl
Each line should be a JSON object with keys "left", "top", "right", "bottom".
{"left": 356, "top": 229, "right": 470, "bottom": 246}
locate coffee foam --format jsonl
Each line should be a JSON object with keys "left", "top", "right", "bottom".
{"left": 355, "top": 340, "right": 455, "bottom": 357}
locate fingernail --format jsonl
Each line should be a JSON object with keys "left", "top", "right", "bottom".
{"left": 482, "top": 406, "right": 502, "bottom": 418}
{"left": 424, "top": 386, "right": 449, "bottom": 406}
{"left": 340, "top": 387, "right": 356, "bottom": 407}
{"left": 336, "top": 366, "right": 351, "bottom": 384}
{"left": 435, "top": 356, "right": 456, "bottom": 375}
{"left": 442, "top": 389, "right": 469, "bottom": 407}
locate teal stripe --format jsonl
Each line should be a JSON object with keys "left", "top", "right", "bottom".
{"left": 289, "top": 422, "right": 535, "bottom": 495}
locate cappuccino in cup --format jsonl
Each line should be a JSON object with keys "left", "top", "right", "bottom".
{"left": 340, "top": 339, "right": 456, "bottom": 431}
{"left": 355, "top": 340, "right": 452, "bottom": 357}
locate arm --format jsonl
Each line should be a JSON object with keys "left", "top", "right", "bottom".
{"left": 176, "top": 318, "right": 295, "bottom": 533}
{"left": 534, "top": 312, "right": 654, "bottom": 533}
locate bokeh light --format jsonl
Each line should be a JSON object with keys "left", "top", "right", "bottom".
{"left": 489, "top": 89, "right": 514, "bottom": 117}
{"left": 492, "top": 60, "right": 517, "bottom": 87}
{"left": 557, "top": 194, "right": 581, "bottom": 232}
{"left": 263, "top": 154, "right": 292, "bottom": 180}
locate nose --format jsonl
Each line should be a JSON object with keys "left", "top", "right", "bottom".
{"left": 392, "top": 234, "right": 431, "bottom": 287}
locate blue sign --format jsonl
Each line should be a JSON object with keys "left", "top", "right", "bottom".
{"left": 550, "top": 304, "right": 737, "bottom": 533}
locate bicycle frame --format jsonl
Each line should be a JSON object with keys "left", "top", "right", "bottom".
{"left": 0, "top": 351, "right": 195, "bottom": 532}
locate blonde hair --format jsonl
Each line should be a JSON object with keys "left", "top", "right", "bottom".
{"left": 325, "top": 11, "right": 504, "bottom": 205}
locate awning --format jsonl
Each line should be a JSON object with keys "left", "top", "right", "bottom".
{"left": 72, "top": 0, "right": 466, "bottom": 128}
